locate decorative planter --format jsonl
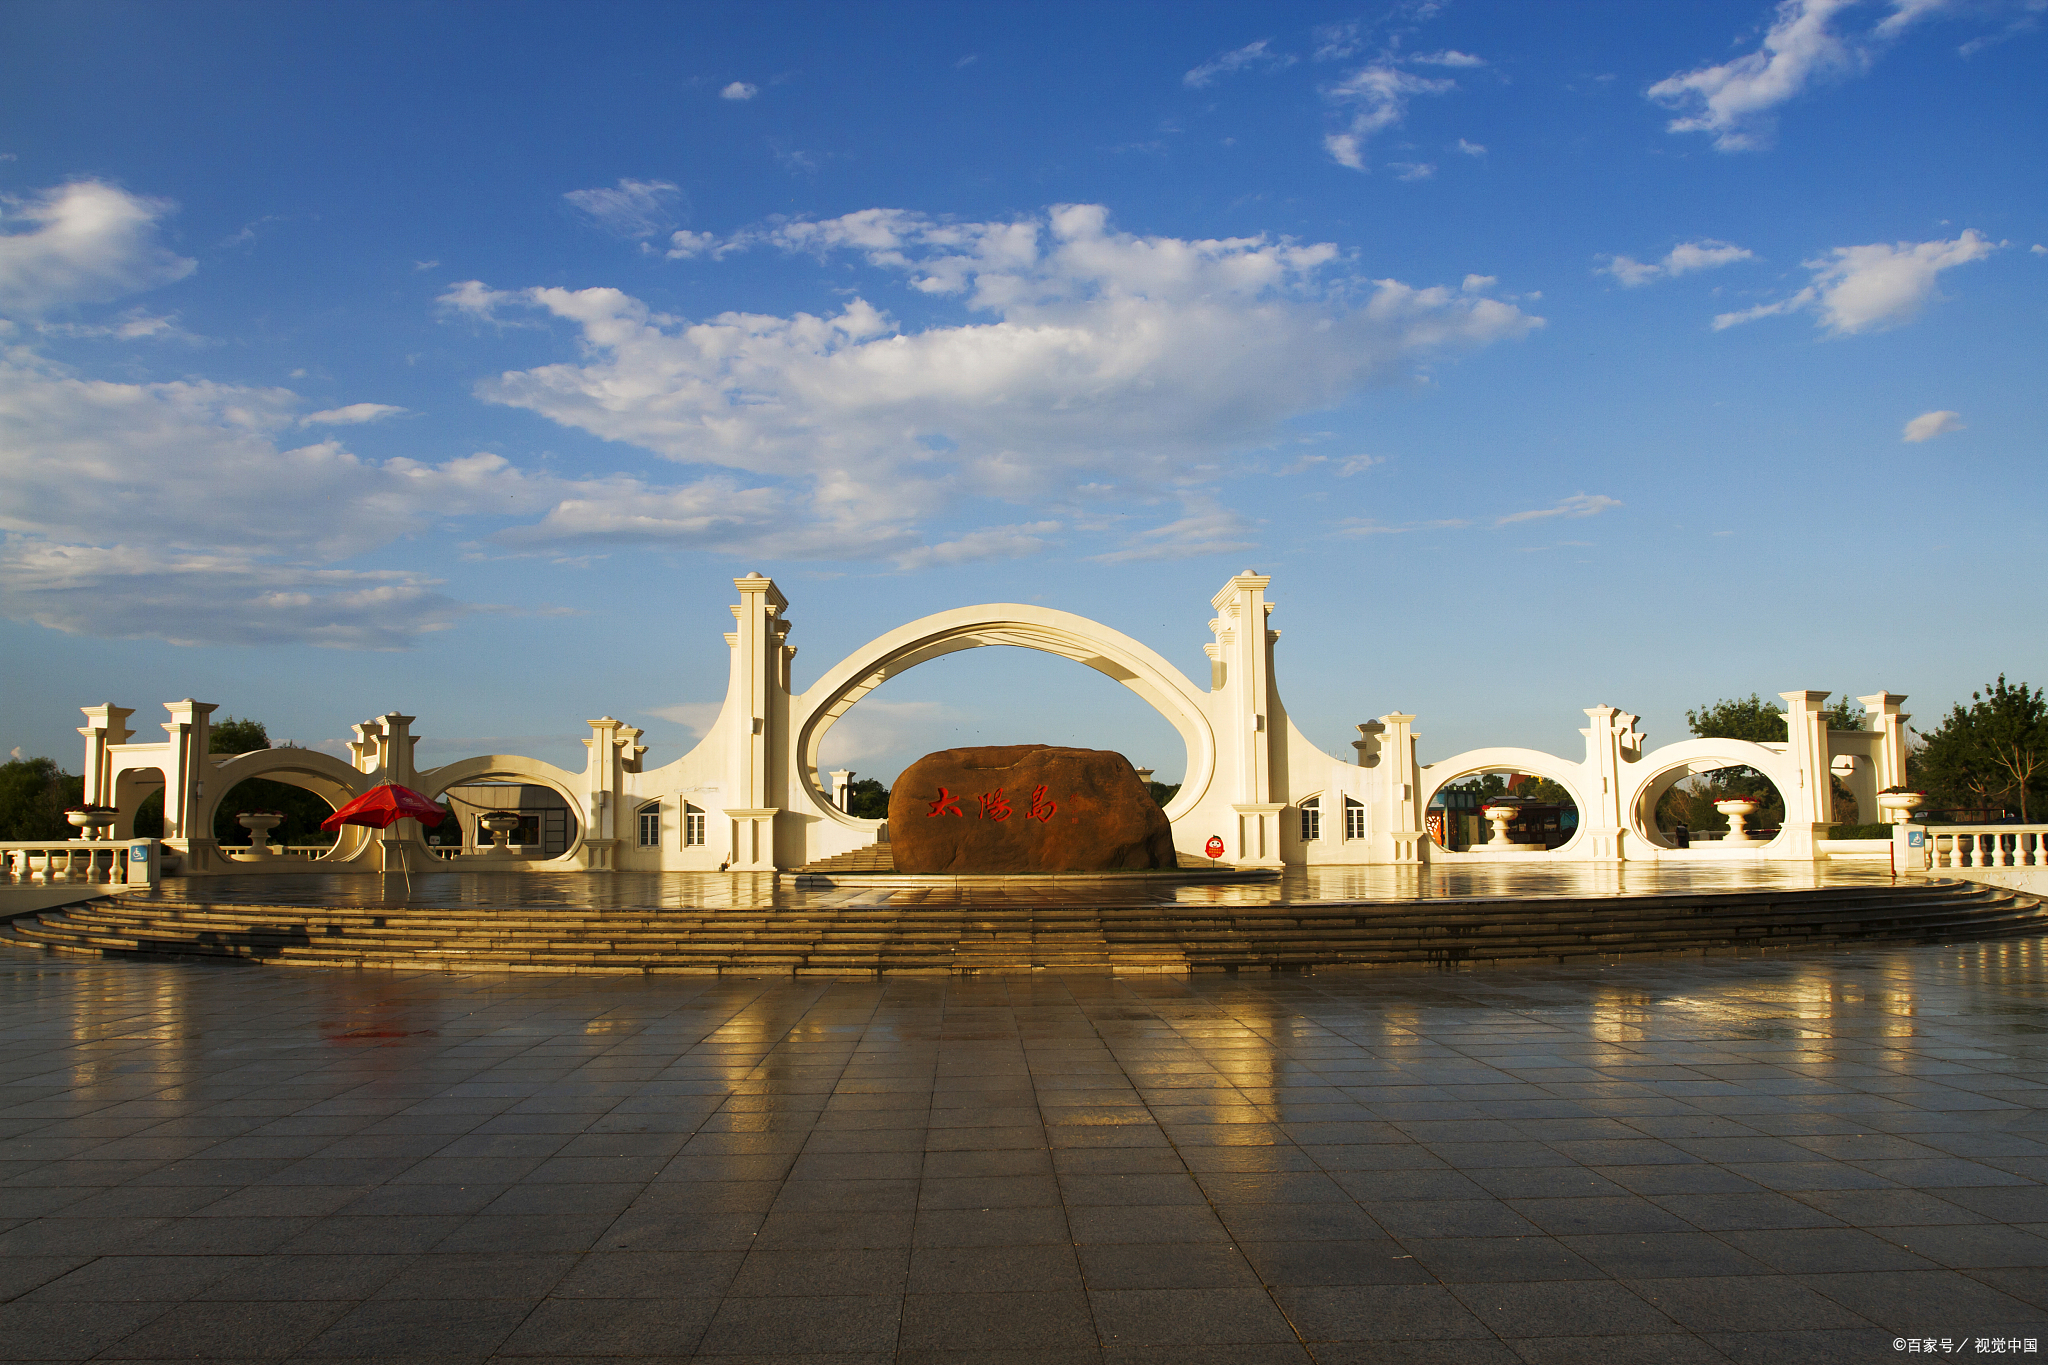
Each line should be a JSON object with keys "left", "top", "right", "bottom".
{"left": 1478, "top": 803, "right": 1544, "bottom": 853}
{"left": 1877, "top": 791, "right": 1926, "bottom": 824}
{"left": 64, "top": 808, "right": 117, "bottom": 840}
{"left": 1714, "top": 797, "right": 1763, "bottom": 846}
{"left": 236, "top": 811, "right": 284, "bottom": 855}
{"left": 479, "top": 811, "right": 521, "bottom": 853}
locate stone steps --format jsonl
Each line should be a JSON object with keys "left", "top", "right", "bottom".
{"left": 1, "top": 880, "right": 2041, "bottom": 975}
{"left": 795, "top": 841, "right": 896, "bottom": 873}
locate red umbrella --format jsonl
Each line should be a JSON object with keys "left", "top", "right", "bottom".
{"left": 323, "top": 784, "right": 448, "bottom": 893}
{"left": 322, "top": 783, "right": 448, "bottom": 832}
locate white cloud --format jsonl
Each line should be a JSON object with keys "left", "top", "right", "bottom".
{"left": 1902, "top": 409, "right": 1964, "bottom": 441}
{"left": 452, "top": 204, "right": 1541, "bottom": 549}
{"left": 1649, "top": 0, "right": 1982, "bottom": 150}
{"left": 301, "top": 402, "right": 408, "bottom": 426}
{"left": 0, "top": 180, "right": 196, "bottom": 315}
{"left": 1496, "top": 493, "right": 1622, "bottom": 525}
{"left": 892, "top": 522, "right": 1061, "bottom": 571}
{"left": 1322, "top": 65, "right": 1455, "bottom": 170}
{"left": 1392, "top": 162, "right": 1437, "bottom": 181}
{"left": 1184, "top": 39, "right": 1296, "bottom": 87}
{"left": 0, "top": 540, "right": 472, "bottom": 649}
{"left": 563, "top": 179, "right": 683, "bottom": 239}
{"left": 814, "top": 699, "right": 958, "bottom": 769}
{"left": 646, "top": 702, "right": 725, "bottom": 736}
{"left": 1336, "top": 454, "right": 1384, "bottom": 476}
{"left": 1095, "top": 497, "right": 1258, "bottom": 562}
{"left": 1601, "top": 239, "right": 1756, "bottom": 286}
{"left": 32, "top": 307, "right": 198, "bottom": 342}
{"left": 1455, "top": 138, "right": 1487, "bottom": 156}
{"left": 665, "top": 230, "right": 717, "bottom": 259}
{"left": 1712, "top": 229, "right": 1997, "bottom": 333}
{"left": 2034, "top": 244, "right": 2048, "bottom": 255}
{"left": 1412, "top": 50, "right": 1485, "bottom": 67}
{"left": 0, "top": 355, "right": 833, "bottom": 645}
{"left": 720, "top": 81, "right": 758, "bottom": 100}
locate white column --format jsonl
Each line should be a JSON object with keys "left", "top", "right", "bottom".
{"left": 76, "top": 704, "right": 135, "bottom": 809}
{"left": 1778, "top": 690, "right": 1834, "bottom": 858}
{"left": 160, "top": 700, "right": 218, "bottom": 871}
{"left": 1860, "top": 693, "right": 1911, "bottom": 793}
{"left": 1576, "top": 705, "right": 1642, "bottom": 862}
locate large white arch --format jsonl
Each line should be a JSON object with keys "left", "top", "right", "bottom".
{"left": 791, "top": 604, "right": 1219, "bottom": 824}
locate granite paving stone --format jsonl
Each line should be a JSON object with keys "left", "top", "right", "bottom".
{"left": 0, "top": 926, "right": 2040, "bottom": 1358}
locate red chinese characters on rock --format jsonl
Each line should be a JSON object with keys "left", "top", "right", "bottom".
{"left": 889, "top": 745, "right": 1175, "bottom": 873}
{"left": 927, "top": 786, "right": 1042, "bottom": 822}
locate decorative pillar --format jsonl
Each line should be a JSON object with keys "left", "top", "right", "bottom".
{"left": 1377, "top": 712, "right": 1425, "bottom": 864}
{"left": 1210, "top": 571, "right": 1286, "bottom": 867}
{"left": 1778, "top": 690, "right": 1835, "bottom": 859}
{"left": 580, "top": 716, "right": 645, "bottom": 871}
{"left": 160, "top": 700, "right": 218, "bottom": 871}
{"left": 1860, "top": 692, "right": 1910, "bottom": 793}
{"left": 830, "top": 770, "right": 854, "bottom": 812}
{"left": 77, "top": 704, "right": 135, "bottom": 809}
{"left": 1576, "top": 705, "right": 1643, "bottom": 862}
{"left": 722, "top": 573, "right": 791, "bottom": 872}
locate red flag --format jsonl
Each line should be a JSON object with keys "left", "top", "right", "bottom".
{"left": 321, "top": 783, "right": 449, "bottom": 833}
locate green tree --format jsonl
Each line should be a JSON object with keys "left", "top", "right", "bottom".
{"left": 845, "top": 778, "right": 891, "bottom": 820}
{"left": 1917, "top": 676, "right": 2048, "bottom": 821}
{"left": 0, "top": 757, "right": 84, "bottom": 840}
{"left": 1146, "top": 781, "right": 1182, "bottom": 806}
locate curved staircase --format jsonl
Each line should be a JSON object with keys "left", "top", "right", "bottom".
{"left": 1, "top": 879, "right": 2042, "bottom": 976}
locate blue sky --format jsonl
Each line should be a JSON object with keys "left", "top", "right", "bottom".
{"left": 3, "top": 0, "right": 2043, "bottom": 787}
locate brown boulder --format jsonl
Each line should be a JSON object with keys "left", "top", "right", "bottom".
{"left": 887, "top": 745, "right": 1175, "bottom": 874}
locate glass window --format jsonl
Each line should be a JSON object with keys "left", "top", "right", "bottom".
{"left": 1344, "top": 796, "right": 1365, "bottom": 841}
{"left": 684, "top": 803, "right": 706, "bottom": 848}
{"left": 637, "top": 802, "right": 660, "bottom": 848}
{"left": 1300, "top": 796, "right": 1321, "bottom": 842}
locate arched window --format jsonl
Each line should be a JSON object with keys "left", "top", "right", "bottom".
{"left": 683, "top": 803, "right": 706, "bottom": 848}
{"left": 1344, "top": 796, "right": 1365, "bottom": 841}
{"left": 1300, "top": 795, "right": 1321, "bottom": 842}
{"left": 636, "top": 801, "right": 661, "bottom": 848}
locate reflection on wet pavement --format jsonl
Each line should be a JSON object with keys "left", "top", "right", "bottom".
{"left": 0, "top": 933, "right": 2041, "bottom": 1358}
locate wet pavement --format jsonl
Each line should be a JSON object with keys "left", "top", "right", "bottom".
{"left": 135, "top": 860, "right": 1906, "bottom": 913}
{"left": 0, "top": 936, "right": 2043, "bottom": 1362}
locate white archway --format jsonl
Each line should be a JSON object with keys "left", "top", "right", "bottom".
{"left": 1624, "top": 738, "right": 1799, "bottom": 851}
{"left": 417, "top": 755, "right": 589, "bottom": 864}
{"left": 1420, "top": 747, "right": 1592, "bottom": 857}
{"left": 200, "top": 747, "right": 374, "bottom": 863}
{"left": 791, "top": 604, "right": 1218, "bottom": 825}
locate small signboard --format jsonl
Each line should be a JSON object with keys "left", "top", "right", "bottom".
{"left": 126, "top": 840, "right": 160, "bottom": 889}
{"left": 1907, "top": 830, "right": 1925, "bottom": 848}
{"left": 1204, "top": 836, "right": 1224, "bottom": 860}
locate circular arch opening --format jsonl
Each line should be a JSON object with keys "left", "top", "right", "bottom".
{"left": 421, "top": 763, "right": 585, "bottom": 862}
{"left": 212, "top": 772, "right": 352, "bottom": 860}
{"left": 1636, "top": 757, "right": 1790, "bottom": 851}
{"left": 1425, "top": 764, "right": 1584, "bottom": 853}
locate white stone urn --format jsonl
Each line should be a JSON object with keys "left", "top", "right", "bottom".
{"left": 480, "top": 811, "right": 521, "bottom": 853}
{"left": 236, "top": 811, "right": 284, "bottom": 855}
{"left": 65, "top": 808, "right": 117, "bottom": 840}
{"left": 1715, "top": 797, "right": 1763, "bottom": 845}
{"left": 1481, "top": 804, "right": 1521, "bottom": 849}
{"left": 1877, "top": 791, "right": 1926, "bottom": 824}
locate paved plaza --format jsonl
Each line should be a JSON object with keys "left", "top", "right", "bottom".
{"left": 0, "top": 933, "right": 2045, "bottom": 1363}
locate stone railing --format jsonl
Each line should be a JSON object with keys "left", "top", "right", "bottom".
{"left": 1922, "top": 825, "right": 2048, "bottom": 869}
{"left": 2, "top": 841, "right": 137, "bottom": 883}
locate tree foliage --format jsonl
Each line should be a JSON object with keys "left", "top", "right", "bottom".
{"left": 845, "top": 778, "right": 890, "bottom": 820}
{"left": 0, "top": 757, "right": 84, "bottom": 840}
{"left": 1916, "top": 676, "right": 2048, "bottom": 821}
